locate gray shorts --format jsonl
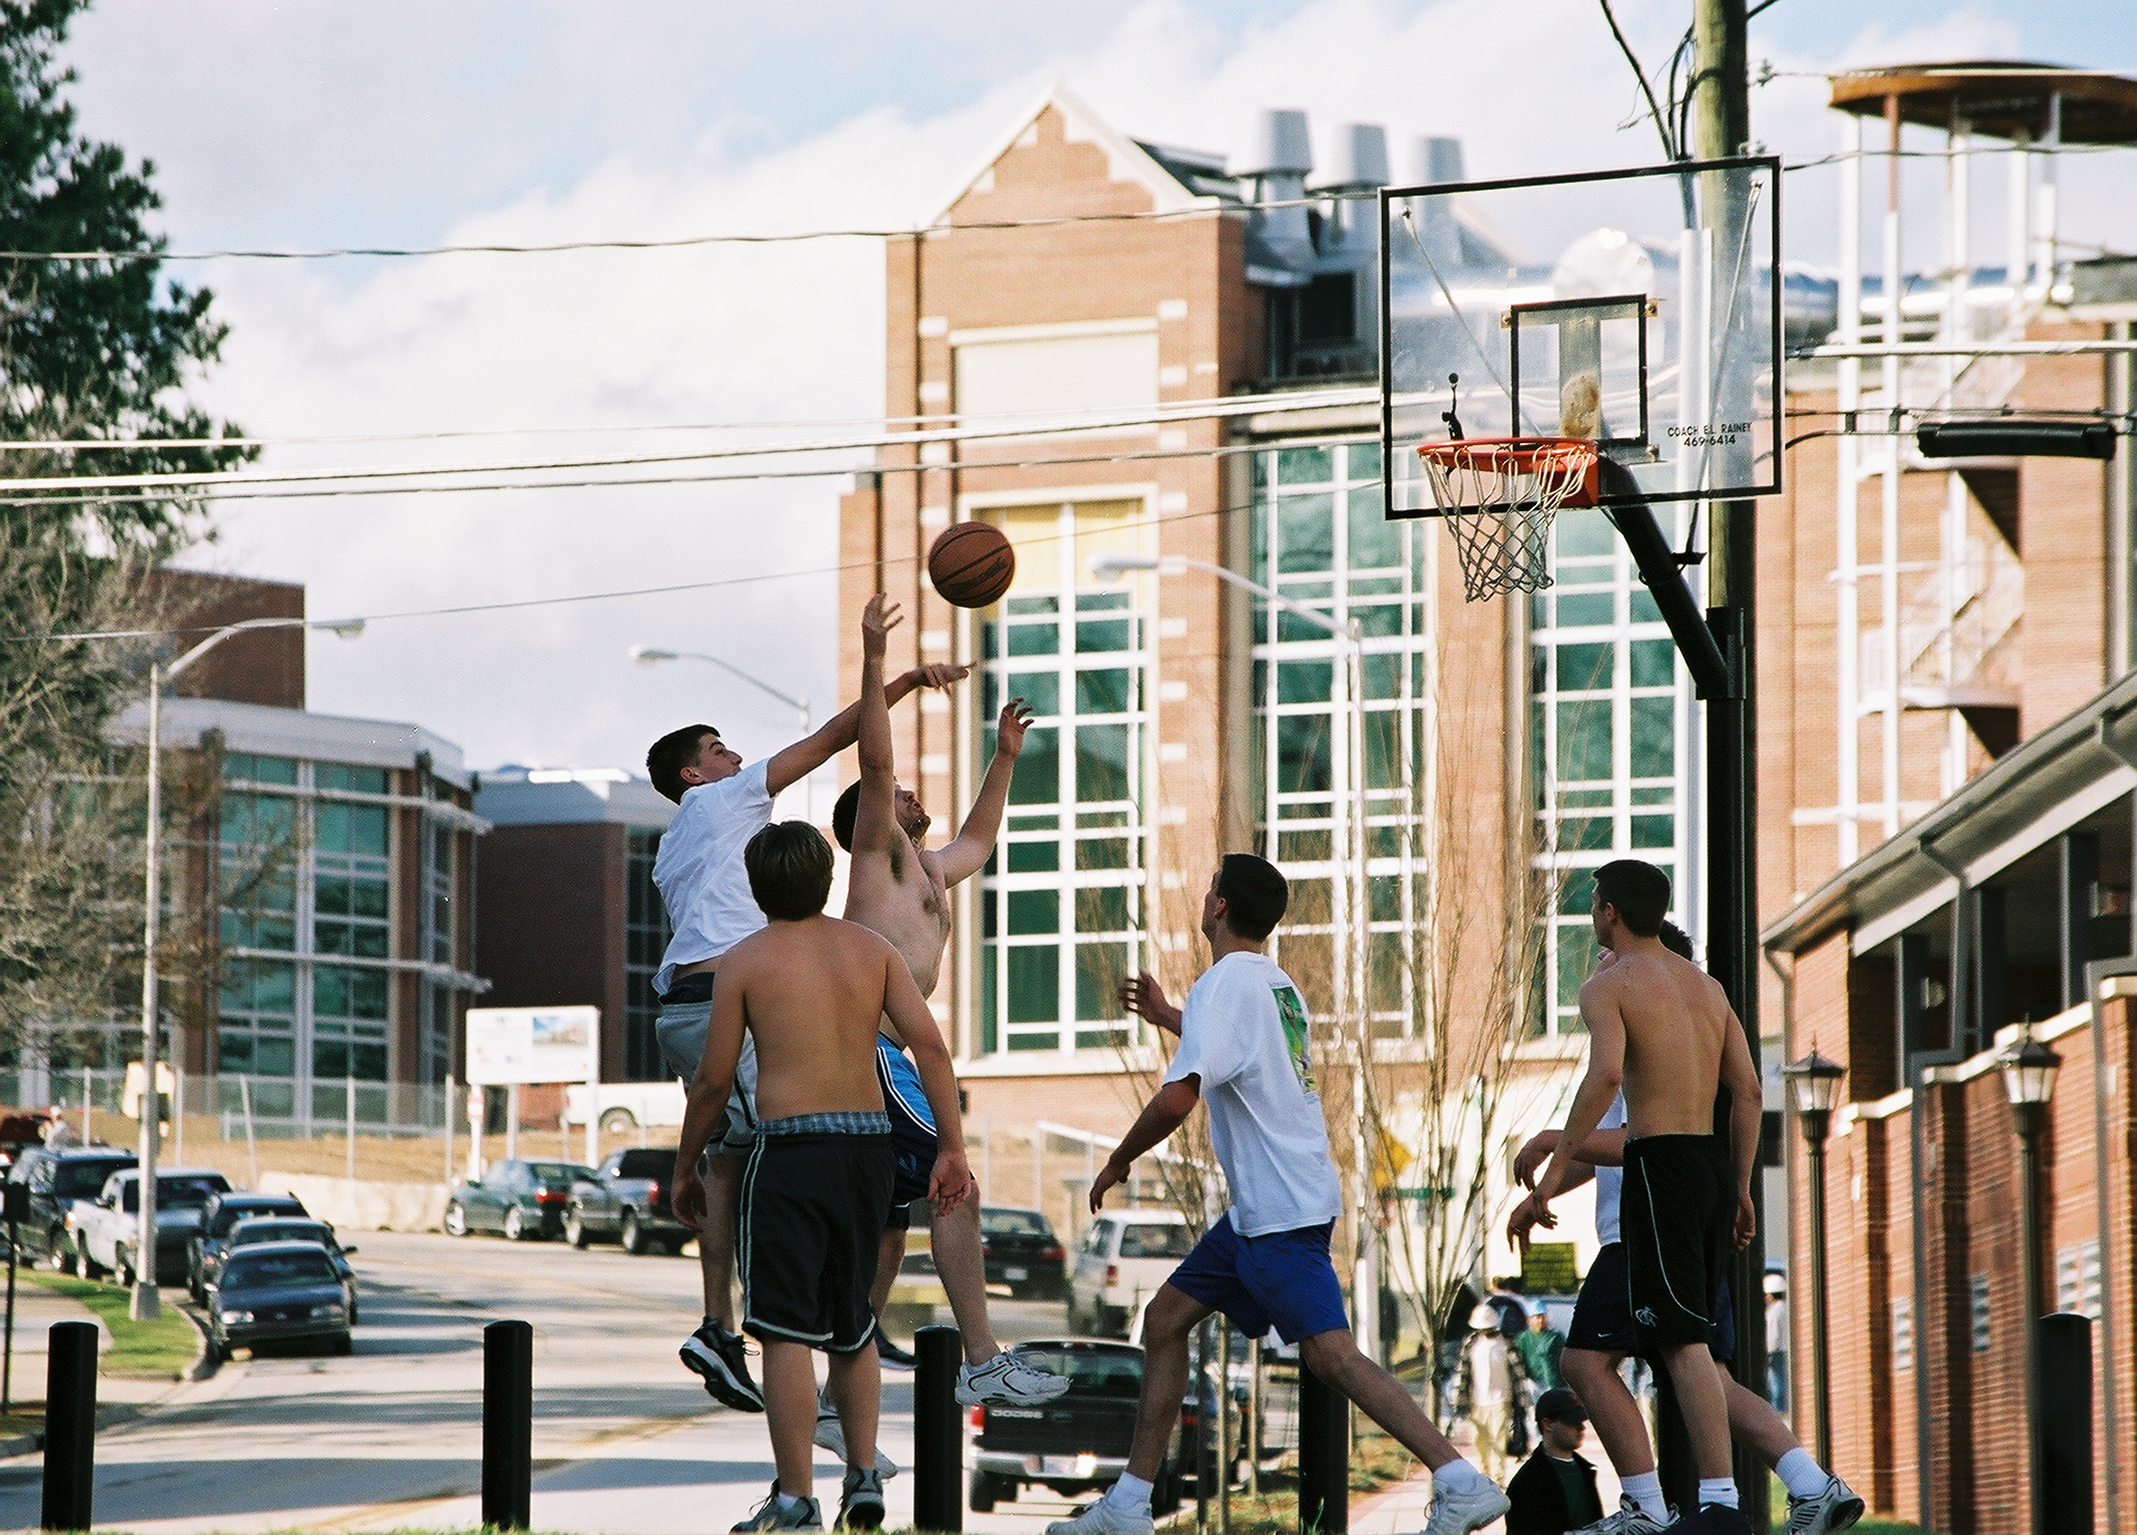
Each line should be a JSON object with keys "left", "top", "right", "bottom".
{"left": 657, "top": 993, "right": 759, "bottom": 1157}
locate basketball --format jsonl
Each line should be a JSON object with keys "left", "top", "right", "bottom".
{"left": 927, "top": 521, "right": 1016, "bottom": 608}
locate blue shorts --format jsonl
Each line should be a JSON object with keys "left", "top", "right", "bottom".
{"left": 1566, "top": 1241, "right": 1736, "bottom": 1363}
{"left": 877, "top": 1036, "right": 938, "bottom": 1230}
{"left": 1165, "top": 1214, "right": 1350, "bottom": 1345}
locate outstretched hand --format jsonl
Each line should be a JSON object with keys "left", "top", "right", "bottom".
{"left": 862, "top": 593, "right": 902, "bottom": 656}
{"left": 1504, "top": 1189, "right": 1558, "bottom": 1257}
{"left": 1089, "top": 1156, "right": 1128, "bottom": 1214}
{"left": 908, "top": 662, "right": 969, "bottom": 690}
{"left": 1119, "top": 971, "right": 1182, "bottom": 1035}
{"left": 996, "top": 697, "right": 1036, "bottom": 756}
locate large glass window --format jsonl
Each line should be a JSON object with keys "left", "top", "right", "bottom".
{"left": 1527, "top": 507, "right": 1695, "bottom": 1037}
{"left": 977, "top": 501, "right": 1148, "bottom": 1057}
{"left": 625, "top": 830, "right": 672, "bottom": 1079}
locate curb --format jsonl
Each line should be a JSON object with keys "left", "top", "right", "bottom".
{"left": 176, "top": 1304, "right": 220, "bottom": 1382}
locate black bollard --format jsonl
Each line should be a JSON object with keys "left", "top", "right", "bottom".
{"left": 1297, "top": 1359, "right": 1347, "bottom": 1535}
{"left": 2039, "top": 1313, "right": 2093, "bottom": 1535}
{"left": 41, "top": 1320, "right": 97, "bottom": 1531}
{"left": 482, "top": 1319, "right": 534, "bottom": 1531}
{"left": 913, "top": 1324, "right": 963, "bottom": 1533}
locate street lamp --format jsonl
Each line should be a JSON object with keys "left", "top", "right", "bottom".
{"left": 1087, "top": 552, "right": 1385, "bottom": 1360}
{"left": 134, "top": 615, "right": 364, "bottom": 1321}
{"left": 2000, "top": 1026, "right": 2061, "bottom": 1535}
{"left": 1782, "top": 1045, "right": 1846, "bottom": 1467}
{"left": 630, "top": 646, "right": 813, "bottom": 823}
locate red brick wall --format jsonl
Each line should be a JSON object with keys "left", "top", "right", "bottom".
{"left": 151, "top": 569, "right": 305, "bottom": 709}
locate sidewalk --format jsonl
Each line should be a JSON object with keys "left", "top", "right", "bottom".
{"left": 1347, "top": 1427, "right": 1625, "bottom": 1535}
{"left": 0, "top": 1277, "right": 204, "bottom": 1453}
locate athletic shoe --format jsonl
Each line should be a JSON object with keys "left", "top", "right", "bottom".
{"left": 1570, "top": 1496, "right": 1674, "bottom": 1535}
{"left": 815, "top": 1393, "right": 896, "bottom": 1477}
{"left": 875, "top": 1332, "right": 916, "bottom": 1370}
{"left": 682, "top": 1320, "right": 764, "bottom": 1412}
{"left": 732, "top": 1483, "right": 821, "bottom": 1531}
{"left": 1421, "top": 1477, "right": 1512, "bottom": 1535}
{"left": 1784, "top": 1475, "right": 1865, "bottom": 1535}
{"left": 836, "top": 1466, "right": 885, "bottom": 1531}
{"left": 1044, "top": 1495, "right": 1154, "bottom": 1535}
{"left": 956, "top": 1351, "right": 1072, "bottom": 1406}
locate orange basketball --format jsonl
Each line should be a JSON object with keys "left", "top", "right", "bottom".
{"left": 927, "top": 521, "right": 1016, "bottom": 608}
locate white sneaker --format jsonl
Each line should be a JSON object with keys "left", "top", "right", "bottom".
{"left": 1783, "top": 1475, "right": 1864, "bottom": 1535}
{"left": 1571, "top": 1496, "right": 1674, "bottom": 1535}
{"left": 813, "top": 1396, "right": 896, "bottom": 1477}
{"left": 1044, "top": 1494, "right": 1153, "bottom": 1535}
{"left": 958, "top": 1351, "right": 1071, "bottom": 1406}
{"left": 1421, "top": 1476, "right": 1512, "bottom": 1535}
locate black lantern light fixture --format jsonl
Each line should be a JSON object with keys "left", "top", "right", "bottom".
{"left": 2001, "top": 1026, "right": 2062, "bottom": 1535}
{"left": 1783, "top": 1046, "right": 1847, "bottom": 1467}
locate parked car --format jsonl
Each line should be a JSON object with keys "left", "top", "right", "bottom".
{"left": 202, "top": 1218, "right": 360, "bottom": 1321}
{"left": 187, "top": 1192, "right": 310, "bottom": 1300}
{"left": 1066, "top": 1210, "right": 1195, "bottom": 1337}
{"left": 563, "top": 1147, "right": 691, "bottom": 1254}
{"left": 443, "top": 1159, "right": 598, "bottom": 1241}
{"left": 979, "top": 1206, "right": 1067, "bottom": 1300}
{"left": 75, "top": 1168, "right": 233, "bottom": 1286}
{"left": 204, "top": 1241, "right": 352, "bottom": 1359}
{"left": 4, "top": 1148, "right": 135, "bottom": 1272}
{"left": 967, "top": 1338, "right": 1185, "bottom": 1514}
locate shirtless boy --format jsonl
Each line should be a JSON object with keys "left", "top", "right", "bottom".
{"left": 672, "top": 820, "right": 972, "bottom": 1533}
{"left": 1506, "top": 922, "right": 1861, "bottom": 1535}
{"left": 832, "top": 593, "right": 1067, "bottom": 1412}
{"left": 646, "top": 653, "right": 964, "bottom": 1412}
{"left": 1054, "top": 854, "right": 1510, "bottom": 1535}
{"left": 1512, "top": 861, "right": 1763, "bottom": 1534}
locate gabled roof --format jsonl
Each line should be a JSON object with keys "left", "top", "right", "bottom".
{"left": 927, "top": 80, "right": 1232, "bottom": 227}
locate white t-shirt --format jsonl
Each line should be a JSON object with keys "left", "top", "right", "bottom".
{"left": 1162, "top": 951, "right": 1343, "bottom": 1238}
{"left": 652, "top": 759, "right": 777, "bottom": 995}
{"left": 1592, "top": 1093, "right": 1627, "bottom": 1246}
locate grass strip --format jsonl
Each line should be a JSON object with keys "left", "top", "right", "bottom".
{"left": 21, "top": 1270, "right": 201, "bottom": 1379}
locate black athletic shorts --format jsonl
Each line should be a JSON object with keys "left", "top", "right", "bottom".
{"left": 739, "top": 1113, "right": 895, "bottom": 1353}
{"left": 1566, "top": 1241, "right": 1736, "bottom": 1363}
{"left": 1620, "top": 1133, "right": 1734, "bottom": 1350}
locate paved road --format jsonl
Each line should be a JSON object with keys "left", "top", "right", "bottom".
{"left": 0, "top": 1229, "right": 1114, "bottom": 1534}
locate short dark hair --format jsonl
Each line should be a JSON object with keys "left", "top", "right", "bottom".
{"left": 745, "top": 821, "right": 833, "bottom": 921}
{"left": 1593, "top": 859, "right": 1670, "bottom": 937}
{"left": 831, "top": 780, "right": 861, "bottom": 852}
{"left": 1657, "top": 919, "right": 1695, "bottom": 962}
{"left": 1215, "top": 853, "right": 1289, "bottom": 940}
{"left": 647, "top": 724, "right": 717, "bottom": 805}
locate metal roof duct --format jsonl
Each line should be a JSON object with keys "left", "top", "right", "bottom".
{"left": 1241, "top": 108, "right": 1316, "bottom": 283}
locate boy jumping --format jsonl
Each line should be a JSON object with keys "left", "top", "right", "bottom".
{"left": 1053, "top": 854, "right": 1511, "bottom": 1535}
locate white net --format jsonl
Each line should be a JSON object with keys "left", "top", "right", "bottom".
{"left": 1416, "top": 439, "right": 1597, "bottom": 601}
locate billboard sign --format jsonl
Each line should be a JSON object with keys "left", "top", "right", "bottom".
{"left": 465, "top": 1006, "right": 599, "bottom": 1086}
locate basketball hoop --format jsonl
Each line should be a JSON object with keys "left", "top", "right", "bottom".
{"left": 1414, "top": 437, "right": 1600, "bottom": 601}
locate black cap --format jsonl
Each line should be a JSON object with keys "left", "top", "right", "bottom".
{"left": 1535, "top": 1388, "right": 1587, "bottom": 1425}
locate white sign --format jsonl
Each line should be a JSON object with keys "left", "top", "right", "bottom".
{"left": 465, "top": 1006, "right": 599, "bottom": 1086}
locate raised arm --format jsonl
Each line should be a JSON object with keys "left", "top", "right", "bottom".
{"left": 934, "top": 697, "right": 1035, "bottom": 886}
{"left": 1718, "top": 991, "right": 1764, "bottom": 1249}
{"left": 671, "top": 972, "right": 749, "bottom": 1228}
{"left": 763, "top": 654, "right": 971, "bottom": 798}
{"left": 881, "top": 945, "right": 973, "bottom": 1210}
{"left": 848, "top": 596, "right": 905, "bottom": 857}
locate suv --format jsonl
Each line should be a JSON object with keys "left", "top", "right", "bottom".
{"left": 6, "top": 1148, "right": 136, "bottom": 1272}
{"left": 188, "top": 1192, "right": 310, "bottom": 1300}
{"left": 1067, "top": 1211, "right": 1195, "bottom": 1337}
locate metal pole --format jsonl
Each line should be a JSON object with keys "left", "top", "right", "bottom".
{"left": 505, "top": 1083, "right": 519, "bottom": 1163}
{"left": 481, "top": 1318, "right": 534, "bottom": 1531}
{"left": 2039, "top": 1312, "right": 2093, "bottom": 1535}
{"left": 4, "top": 1202, "right": 18, "bottom": 1413}
{"left": 133, "top": 666, "right": 163, "bottom": 1323}
{"left": 1804, "top": 1113, "right": 1833, "bottom": 1467}
{"left": 1217, "top": 1319, "right": 1232, "bottom": 1534}
{"left": 1246, "top": 1338, "right": 1261, "bottom": 1500}
{"left": 1298, "top": 1357, "right": 1348, "bottom": 1535}
{"left": 444, "top": 1074, "right": 455, "bottom": 1188}
{"left": 2017, "top": 1103, "right": 2047, "bottom": 1535}
{"left": 346, "top": 1074, "right": 356, "bottom": 1181}
{"left": 80, "top": 1067, "right": 90, "bottom": 1149}
{"left": 173, "top": 1057, "right": 184, "bottom": 1166}
{"left": 41, "top": 1320, "right": 97, "bottom": 1531}
{"left": 913, "top": 1324, "right": 963, "bottom": 1532}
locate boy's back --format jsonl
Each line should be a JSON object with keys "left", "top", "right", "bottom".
{"left": 718, "top": 914, "right": 899, "bottom": 1122}
{"left": 1580, "top": 947, "right": 1733, "bottom": 1139}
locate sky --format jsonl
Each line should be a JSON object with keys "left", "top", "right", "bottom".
{"left": 53, "top": 0, "right": 2137, "bottom": 799}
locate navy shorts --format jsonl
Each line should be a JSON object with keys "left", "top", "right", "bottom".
{"left": 1566, "top": 1241, "right": 1736, "bottom": 1364}
{"left": 1165, "top": 1214, "right": 1350, "bottom": 1345}
{"left": 877, "top": 1036, "right": 938, "bottom": 1231}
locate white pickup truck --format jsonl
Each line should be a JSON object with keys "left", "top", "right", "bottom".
{"left": 562, "top": 1081, "right": 686, "bottom": 1135}
{"left": 75, "top": 1166, "right": 234, "bottom": 1287}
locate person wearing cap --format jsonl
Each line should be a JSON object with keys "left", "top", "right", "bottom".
{"left": 1463, "top": 1300, "right": 1518, "bottom": 1483}
{"left": 1506, "top": 1388, "right": 1604, "bottom": 1535}
{"left": 1763, "top": 1274, "right": 1789, "bottom": 1411}
{"left": 1514, "top": 1302, "right": 1567, "bottom": 1391}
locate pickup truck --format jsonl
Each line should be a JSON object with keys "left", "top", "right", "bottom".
{"left": 562, "top": 1147, "right": 691, "bottom": 1255}
{"left": 562, "top": 1082, "right": 685, "bottom": 1135}
{"left": 75, "top": 1167, "right": 233, "bottom": 1286}
{"left": 5, "top": 1147, "right": 135, "bottom": 1272}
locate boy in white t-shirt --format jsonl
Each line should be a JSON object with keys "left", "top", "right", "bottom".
{"left": 1048, "top": 854, "right": 1511, "bottom": 1535}
{"left": 644, "top": 653, "right": 964, "bottom": 1412}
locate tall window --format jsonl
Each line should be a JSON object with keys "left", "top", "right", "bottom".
{"left": 625, "top": 830, "right": 671, "bottom": 1079}
{"left": 1250, "top": 442, "right": 1425, "bottom": 1036}
{"left": 1528, "top": 507, "right": 1694, "bottom": 1037}
{"left": 977, "top": 500, "right": 1148, "bottom": 1057}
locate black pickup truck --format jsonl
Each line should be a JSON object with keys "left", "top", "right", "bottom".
{"left": 967, "top": 1339, "right": 1184, "bottom": 1514}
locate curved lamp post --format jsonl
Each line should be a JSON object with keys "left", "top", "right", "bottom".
{"left": 630, "top": 646, "right": 812, "bottom": 823}
{"left": 2000, "top": 1027, "right": 2061, "bottom": 1535}
{"left": 1782, "top": 1046, "right": 1846, "bottom": 1467}
{"left": 135, "top": 615, "right": 363, "bottom": 1320}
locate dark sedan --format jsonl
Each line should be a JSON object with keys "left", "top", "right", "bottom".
{"left": 443, "top": 1159, "right": 598, "bottom": 1241}
{"left": 205, "top": 1242, "right": 352, "bottom": 1358}
{"left": 980, "top": 1206, "right": 1068, "bottom": 1299}
{"left": 188, "top": 1192, "right": 309, "bottom": 1300}
{"left": 203, "top": 1218, "right": 359, "bottom": 1321}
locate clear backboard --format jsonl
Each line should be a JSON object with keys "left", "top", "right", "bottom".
{"left": 1379, "top": 157, "right": 1781, "bottom": 521}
